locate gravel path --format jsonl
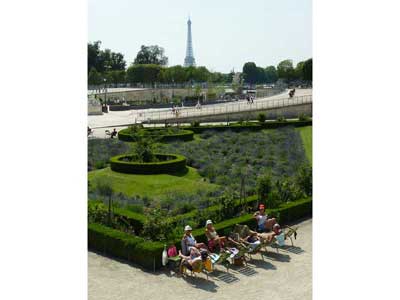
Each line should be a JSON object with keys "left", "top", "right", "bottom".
{"left": 88, "top": 218, "right": 312, "bottom": 300}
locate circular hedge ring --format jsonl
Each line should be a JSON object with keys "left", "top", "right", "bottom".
{"left": 110, "top": 153, "right": 187, "bottom": 174}
{"left": 118, "top": 128, "right": 194, "bottom": 142}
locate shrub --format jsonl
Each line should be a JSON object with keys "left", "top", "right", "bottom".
{"left": 257, "top": 113, "right": 266, "bottom": 123}
{"left": 132, "top": 136, "right": 156, "bottom": 163}
{"left": 256, "top": 173, "right": 273, "bottom": 205}
{"left": 276, "top": 115, "right": 287, "bottom": 122}
{"left": 190, "top": 120, "right": 200, "bottom": 127}
{"left": 142, "top": 207, "right": 174, "bottom": 241}
{"left": 88, "top": 200, "right": 146, "bottom": 234}
{"left": 298, "top": 113, "right": 310, "bottom": 121}
{"left": 110, "top": 153, "right": 187, "bottom": 174}
{"left": 296, "top": 164, "right": 312, "bottom": 196}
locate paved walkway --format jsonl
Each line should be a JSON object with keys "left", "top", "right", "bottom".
{"left": 88, "top": 219, "right": 312, "bottom": 300}
{"left": 88, "top": 89, "right": 312, "bottom": 129}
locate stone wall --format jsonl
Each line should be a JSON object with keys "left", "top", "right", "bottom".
{"left": 97, "top": 88, "right": 284, "bottom": 104}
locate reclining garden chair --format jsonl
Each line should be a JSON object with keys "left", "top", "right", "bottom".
{"left": 283, "top": 225, "right": 299, "bottom": 247}
{"left": 260, "top": 225, "right": 299, "bottom": 253}
{"left": 180, "top": 258, "right": 210, "bottom": 280}
{"left": 229, "top": 225, "right": 264, "bottom": 261}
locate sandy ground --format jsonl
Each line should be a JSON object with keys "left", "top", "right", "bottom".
{"left": 88, "top": 218, "right": 312, "bottom": 300}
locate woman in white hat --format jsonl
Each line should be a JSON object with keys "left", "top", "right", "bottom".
{"left": 205, "top": 220, "right": 226, "bottom": 252}
{"left": 182, "top": 225, "right": 206, "bottom": 255}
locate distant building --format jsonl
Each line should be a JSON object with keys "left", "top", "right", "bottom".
{"left": 184, "top": 17, "right": 196, "bottom": 67}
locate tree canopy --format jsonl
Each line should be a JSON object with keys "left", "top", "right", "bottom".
{"left": 134, "top": 45, "right": 168, "bottom": 66}
{"left": 242, "top": 62, "right": 258, "bottom": 84}
{"left": 303, "top": 58, "right": 312, "bottom": 81}
{"left": 265, "top": 66, "right": 278, "bottom": 83}
{"left": 88, "top": 41, "right": 126, "bottom": 74}
{"left": 277, "top": 59, "right": 295, "bottom": 81}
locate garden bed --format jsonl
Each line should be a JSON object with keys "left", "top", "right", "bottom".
{"left": 110, "top": 153, "right": 187, "bottom": 174}
{"left": 118, "top": 128, "right": 194, "bottom": 142}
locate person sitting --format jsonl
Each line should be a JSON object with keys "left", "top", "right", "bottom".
{"left": 182, "top": 225, "right": 206, "bottom": 255}
{"left": 110, "top": 128, "right": 117, "bottom": 138}
{"left": 258, "top": 223, "right": 283, "bottom": 243}
{"left": 254, "top": 204, "right": 276, "bottom": 232}
{"left": 205, "top": 220, "right": 226, "bottom": 252}
{"left": 241, "top": 232, "right": 262, "bottom": 252}
{"left": 178, "top": 248, "right": 202, "bottom": 273}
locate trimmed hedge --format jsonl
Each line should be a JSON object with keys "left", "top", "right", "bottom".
{"left": 183, "top": 119, "right": 312, "bottom": 133}
{"left": 88, "top": 197, "right": 312, "bottom": 270}
{"left": 88, "top": 223, "right": 143, "bottom": 260}
{"left": 110, "top": 153, "right": 187, "bottom": 174}
{"left": 88, "top": 223, "right": 164, "bottom": 270}
{"left": 118, "top": 128, "right": 194, "bottom": 142}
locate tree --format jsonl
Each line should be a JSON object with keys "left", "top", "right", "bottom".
{"left": 88, "top": 67, "right": 103, "bottom": 85}
{"left": 295, "top": 61, "right": 305, "bottom": 80}
{"left": 107, "top": 70, "right": 126, "bottom": 85}
{"left": 192, "top": 66, "right": 210, "bottom": 82}
{"left": 96, "top": 179, "right": 114, "bottom": 226}
{"left": 88, "top": 41, "right": 126, "bottom": 73}
{"left": 296, "top": 164, "right": 312, "bottom": 196}
{"left": 303, "top": 58, "right": 312, "bottom": 81}
{"left": 88, "top": 41, "right": 102, "bottom": 73}
{"left": 242, "top": 62, "right": 258, "bottom": 84}
{"left": 126, "top": 64, "right": 161, "bottom": 85}
{"left": 277, "top": 59, "right": 295, "bottom": 82}
{"left": 256, "top": 67, "right": 266, "bottom": 83}
{"left": 109, "top": 52, "right": 126, "bottom": 70}
{"left": 167, "top": 65, "right": 187, "bottom": 83}
{"left": 134, "top": 45, "right": 168, "bottom": 66}
{"left": 265, "top": 66, "right": 278, "bottom": 83}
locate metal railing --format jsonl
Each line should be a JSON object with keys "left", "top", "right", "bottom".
{"left": 137, "top": 94, "right": 312, "bottom": 123}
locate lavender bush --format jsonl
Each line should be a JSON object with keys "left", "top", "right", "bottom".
{"left": 160, "top": 127, "right": 309, "bottom": 195}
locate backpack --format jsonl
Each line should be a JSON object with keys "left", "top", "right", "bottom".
{"left": 167, "top": 245, "right": 178, "bottom": 257}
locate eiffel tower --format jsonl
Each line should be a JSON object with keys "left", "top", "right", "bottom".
{"left": 184, "top": 17, "right": 196, "bottom": 67}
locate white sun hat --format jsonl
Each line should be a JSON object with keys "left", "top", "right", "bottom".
{"left": 205, "top": 220, "right": 213, "bottom": 226}
{"left": 184, "top": 225, "right": 192, "bottom": 231}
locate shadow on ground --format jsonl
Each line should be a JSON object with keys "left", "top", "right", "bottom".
{"left": 263, "top": 251, "right": 291, "bottom": 263}
{"left": 209, "top": 269, "right": 239, "bottom": 284}
{"left": 181, "top": 274, "right": 219, "bottom": 292}
{"left": 248, "top": 259, "right": 277, "bottom": 270}
{"left": 276, "top": 245, "right": 305, "bottom": 254}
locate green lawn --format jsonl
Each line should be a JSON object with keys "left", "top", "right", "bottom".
{"left": 88, "top": 166, "right": 219, "bottom": 200}
{"left": 297, "top": 126, "right": 312, "bottom": 165}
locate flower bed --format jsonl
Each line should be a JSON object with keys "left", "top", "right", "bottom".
{"left": 110, "top": 153, "right": 187, "bottom": 174}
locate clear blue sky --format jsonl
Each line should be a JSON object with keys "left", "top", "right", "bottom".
{"left": 88, "top": 0, "right": 311, "bottom": 73}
